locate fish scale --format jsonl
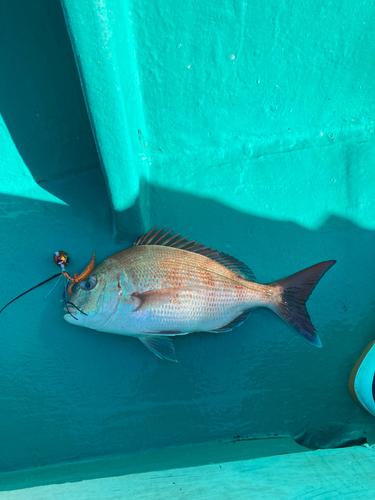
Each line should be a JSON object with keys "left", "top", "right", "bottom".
{"left": 64, "top": 227, "right": 336, "bottom": 362}
{"left": 121, "top": 247, "right": 254, "bottom": 328}
{"left": 117, "top": 246, "right": 258, "bottom": 299}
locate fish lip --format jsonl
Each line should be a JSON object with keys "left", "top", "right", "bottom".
{"left": 63, "top": 305, "right": 82, "bottom": 316}
{"left": 63, "top": 312, "right": 81, "bottom": 323}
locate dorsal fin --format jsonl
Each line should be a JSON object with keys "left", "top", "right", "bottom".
{"left": 134, "top": 227, "right": 256, "bottom": 282}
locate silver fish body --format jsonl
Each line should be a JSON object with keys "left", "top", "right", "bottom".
{"left": 64, "top": 227, "right": 335, "bottom": 361}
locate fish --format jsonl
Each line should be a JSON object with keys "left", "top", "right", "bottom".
{"left": 64, "top": 227, "right": 336, "bottom": 362}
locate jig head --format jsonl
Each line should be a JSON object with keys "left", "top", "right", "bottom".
{"left": 54, "top": 251, "right": 69, "bottom": 270}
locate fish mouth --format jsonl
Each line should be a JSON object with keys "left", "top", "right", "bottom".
{"left": 63, "top": 303, "right": 85, "bottom": 318}
{"left": 63, "top": 310, "right": 84, "bottom": 324}
{"left": 64, "top": 307, "right": 78, "bottom": 314}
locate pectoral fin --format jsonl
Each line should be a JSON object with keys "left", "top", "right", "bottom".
{"left": 132, "top": 286, "right": 205, "bottom": 311}
{"left": 139, "top": 335, "right": 178, "bottom": 362}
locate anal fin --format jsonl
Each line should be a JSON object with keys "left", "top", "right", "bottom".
{"left": 210, "top": 310, "right": 252, "bottom": 333}
{"left": 139, "top": 335, "right": 178, "bottom": 362}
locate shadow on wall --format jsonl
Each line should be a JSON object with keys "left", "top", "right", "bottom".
{"left": 0, "top": 0, "right": 99, "bottom": 181}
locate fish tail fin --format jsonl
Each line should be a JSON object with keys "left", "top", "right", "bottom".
{"left": 269, "top": 260, "right": 336, "bottom": 348}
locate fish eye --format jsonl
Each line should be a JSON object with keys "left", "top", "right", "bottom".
{"left": 79, "top": 276, "right": 97, "bottom": 291}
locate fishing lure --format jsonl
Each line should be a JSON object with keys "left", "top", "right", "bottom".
{"left": 62, "top": 252, "right": 95, "bottom": 297}
{"left": 54, "top": 250, "right": 69, "bottom": 269}
{"left": 0, "top": 251, "right": 95, "bottom": 318}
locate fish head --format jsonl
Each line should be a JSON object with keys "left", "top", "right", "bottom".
{"left": 63, "top": 257, "right": 130, "bottom": 331}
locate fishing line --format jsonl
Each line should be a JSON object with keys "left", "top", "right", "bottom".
{"left": 0, "top": 250, "right": 71, "bottom": 314}
{"left": 0, "top": 273, "right": 61, "bottom": 314}
{"left": 1, "top": 250, "right": 94, "bottom": 317}
{"left": 44, "top": 273, "right": 63, "bottom": 299}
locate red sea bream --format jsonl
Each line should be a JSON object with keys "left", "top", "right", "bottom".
{"left": 64, "top": 227, "right": 335, "bottom": 361}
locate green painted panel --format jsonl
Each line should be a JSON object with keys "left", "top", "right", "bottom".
{"left": 135, "top": 0, "right": 375, "bottom": 231}
{"left": 61, "top": 0, "right": 149, "bottom": 235}
{"left": 63, "top": 0, "right": 375, "bottom": 234}
{"left": 1, "top": 0, "right": 375, "bottom": 477}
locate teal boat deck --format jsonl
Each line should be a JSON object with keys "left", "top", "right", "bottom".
{"left": 2, "top": 444, "right": 375, "bottom": 499}
{"left": 2, "top": 0, "right": 375, "bottom": 494}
